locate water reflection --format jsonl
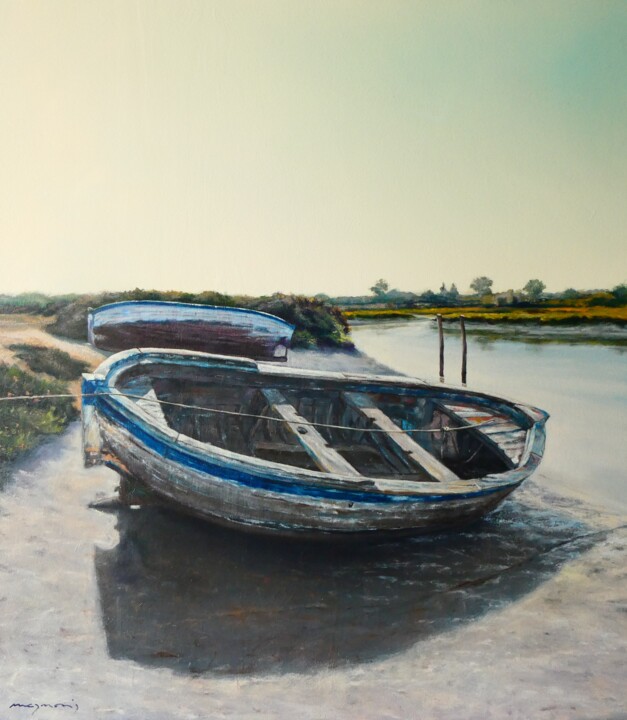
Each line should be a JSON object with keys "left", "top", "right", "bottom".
{"left": 352, "top": 319, "right": 627, "bottom": 510}
{"left": 441, "top": 322, "right": 627, "bottom": 350}
{"left": 96, "top": 499, "right": 598, "bottom": 676}
{"left": 473, "top": 334, "right": 497, "bottom": 350}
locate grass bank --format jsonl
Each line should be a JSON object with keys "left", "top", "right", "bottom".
{"left": 0, "top": 329, "right": 101, "bottom": 480}
{"left": 0, "top": 364, "right": 77, "bottom": 468}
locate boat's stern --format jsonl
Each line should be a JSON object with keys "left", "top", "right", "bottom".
{"left": 272, "top": 337, "right": 290, "bottom": 361}
{"left": 511, "top": 401, "right": 549, "bottom": 474}
{"left": 87, "top": 307, "right": 96, "bottom": 347}
{"left": 82, "top": 373, "right": 104, "bottom": 467}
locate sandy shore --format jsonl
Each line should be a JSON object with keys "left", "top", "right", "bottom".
{"left": 0, "top": 315, "right": 103, "bottom": 367}
{"left": 0, "top": 319, "right": 625, "bottom": 719}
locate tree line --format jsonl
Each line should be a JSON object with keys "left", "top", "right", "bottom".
{"left": 347, "top": 278, "right": 627, "bottom": 308}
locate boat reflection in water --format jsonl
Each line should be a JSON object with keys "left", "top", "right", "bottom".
{"left": 95, "top": 498, "right": 596, "bottom": 676}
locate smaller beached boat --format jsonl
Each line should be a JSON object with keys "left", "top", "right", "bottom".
{"left": 82, "top": 349, "right": 548, "bottom": 537}
{"left": 88, "top": 301, "right": 295, "bottom": 361}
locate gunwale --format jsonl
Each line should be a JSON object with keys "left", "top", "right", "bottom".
{"left": 83, "top": 348, "right": 548, "bottom": 502}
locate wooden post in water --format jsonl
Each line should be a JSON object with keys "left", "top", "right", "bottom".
{"left": 437, "top": 314, "right": 444, "bottom": 382}
{"left": 460, "top": 315, "right": 467, "bottom": 386}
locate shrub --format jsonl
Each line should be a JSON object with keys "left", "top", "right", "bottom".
{"left": 0, "top": 365, "right": 77, "bottom": 462}
{"left": 245, "top": 294, "right": 353, "bottom": 349}
{"left": 0, "top": 293, "right": 79, "bottom": 316}
{"left": 611, "top": 284, "right": 627, "bottom": 304}
{"left": 584, "top": 292, "right": 615, "bottom": 307}
{"left": 9, "top": 345, "right": 89, "bottom": 380}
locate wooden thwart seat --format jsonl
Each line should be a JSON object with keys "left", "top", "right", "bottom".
{"left": 437, "top": 401, "right": 526, "bottom": 467}
{"left": 262, "top": 389, "right": 358, "bottom": 476}
{"left": 343, "top": 392, "right": 460, "bottom": 483}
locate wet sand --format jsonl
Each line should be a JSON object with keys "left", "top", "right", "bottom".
{"left": 0, "top": 345, "right": 625, "bottom": 719}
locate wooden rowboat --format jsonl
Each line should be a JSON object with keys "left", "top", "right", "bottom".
{"left": 88, "top": 301, "right": 295, "bottom": 360}
{"left": 82, "top": 349, "right": 548, "bottom": 537}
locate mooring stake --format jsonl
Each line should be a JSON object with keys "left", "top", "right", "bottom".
{"left": 437, "top": 314, "right": 444, "bottom": 382}
{"left": 460, "top": 314, "right": 467, "bottom": 386}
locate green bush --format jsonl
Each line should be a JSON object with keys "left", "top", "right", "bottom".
{"left": 0, "top": 293, "right": 79, "bottom": 316}
{"left": 0, "top": 365, "right": 77, "bottom": 462}
{"left": 584, "top": 292, "right": 616, "bottom": 307}
{"left": 611, "top": 284, "right": 627, "bottom": 304}
{"left": 245, "top": 294, "right": 353, "bottom": 349}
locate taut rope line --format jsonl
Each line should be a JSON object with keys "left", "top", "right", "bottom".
{"left": 0, "top": 391, "right": 514, "bottom": 435}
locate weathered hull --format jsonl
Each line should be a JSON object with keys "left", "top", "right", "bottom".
{"left": 88, "top": 301, "right": 295, "bottom": 360}
{"left": 96, "top": 410, "right": 524, "bottom": 536}
{"left": 82, "top": 349, "right": 548, "bottom": 538}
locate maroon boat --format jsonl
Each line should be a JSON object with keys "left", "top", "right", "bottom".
{"left": 88, "top": 301, "right": 295, "bottom": 361}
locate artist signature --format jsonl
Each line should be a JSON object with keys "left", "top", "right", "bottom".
{"left": 9, "top": 700, "right": 78, "bottom": 714}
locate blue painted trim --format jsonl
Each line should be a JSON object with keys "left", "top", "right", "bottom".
{"left": 95, "top": 394, "right": 517, "bottom": 505}
{"left": 101, "top": 350, "right": 533, "bottom": 427}
{"left": 101, "top": 350, "right": 260, "bottom": 381}
{"left": 89, "top": 301, "right": 296, "bottom": 331}
{"left": 81, "top": 375, "right": 106, "bottom": 406}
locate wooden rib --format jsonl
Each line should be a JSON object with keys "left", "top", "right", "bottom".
{"left": 262, "top": 389, "right": 359, "bottom": 476}
{"left": 343, "top": 392, "right": 460, "bottom": 483}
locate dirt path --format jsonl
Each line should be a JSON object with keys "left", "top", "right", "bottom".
{"left": 0, "top": 314, "right": 104, "bottom": 402}
{"left": 0, "top": 315, "right": 104, "bottom": 368}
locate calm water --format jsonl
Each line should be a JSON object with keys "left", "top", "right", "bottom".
{"left": 352, "top": 319, "right": 627, "bottom": 512}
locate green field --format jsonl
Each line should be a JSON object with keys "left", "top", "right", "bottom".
{"left": 344, "top": 305, "right": 627, "bottom": 325}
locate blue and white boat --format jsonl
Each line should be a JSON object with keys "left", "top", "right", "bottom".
{"left": 88, "top": 300, "right": 295, "bottom": 361}
{"left": 82, "top": 348, "right": 548, "bottom": 537}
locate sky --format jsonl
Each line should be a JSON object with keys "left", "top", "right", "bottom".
{"left": 0, "top": 1, "right": 625, "bottom": 297}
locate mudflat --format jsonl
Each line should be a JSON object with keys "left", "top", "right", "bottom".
{"left": 0, "top": 326, "right": 625, "bottom": 719}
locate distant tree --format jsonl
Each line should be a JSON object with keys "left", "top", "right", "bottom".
{"left": 561, "top": 288, "right": 581, "bottom": 300}
{"left": 523, "top": 279, "right": 546, "bottom": 302}
{"left": 439, "top": 282, "right": 447, "bottom": 295}
{"left": 611, "top": 283, "right": 627, "bottom": 304}
{"left": 448, "top": 283, "right": 460, "bottom": 301}
{"left": 470, "top": 276, "right": 493, "bottom": 295}
{"left": 370, "top": 279, "right": 389, "bottom": 298}
{"left": 419, "top": 290, "right": 439, "bottom": 304}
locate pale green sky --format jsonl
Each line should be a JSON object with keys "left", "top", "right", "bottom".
{"left": 0, "top": 1, "right": 625, "bottom": 296}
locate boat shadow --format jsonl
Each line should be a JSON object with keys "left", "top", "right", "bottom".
{"left": 95, "top": 496, "right": 599, "bottom": 676}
